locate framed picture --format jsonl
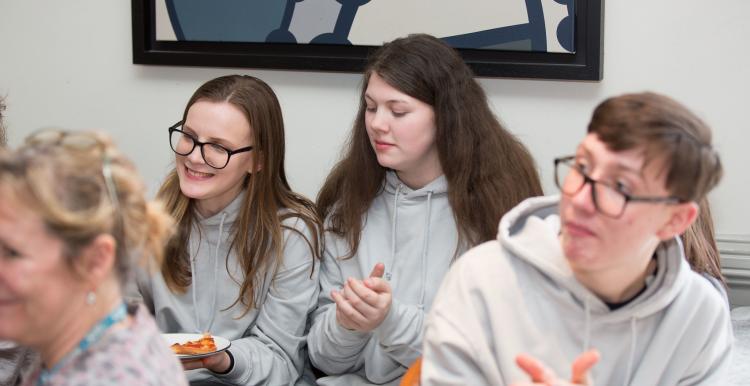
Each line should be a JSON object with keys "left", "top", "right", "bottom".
{"left": 132, "top": 0, "right": 603, "bottom": 80}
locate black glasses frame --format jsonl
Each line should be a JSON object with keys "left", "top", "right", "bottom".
{"left": 168, "top": 121, "right": 253, "bottom": 169}
{"left": 553, "top": 156, "right": 684, "bottom": 218}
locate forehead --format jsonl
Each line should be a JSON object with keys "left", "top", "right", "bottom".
{"left": 184, "top": 100, "right": 252, "bottom": 141}
{"left": 365, "top": 73, "right": 412, "bottom": 101}
{"left": 578, "top": 133, "right": 669, "bottom": 188}
{"left": 0, "top": 188, "right": 46, "bottom": 239}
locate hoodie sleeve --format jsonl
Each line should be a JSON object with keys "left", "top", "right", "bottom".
{"left": 124, "top": 265, "right": 154, "bottom": 312}
{"left": 215, "top": 218, "right": 319, "bottom": 386}
{"left": 307, "top": 234, "right": 372, "bottom": 374}
{"left": 372, "top": 299, "right": 425, "bottom": 367}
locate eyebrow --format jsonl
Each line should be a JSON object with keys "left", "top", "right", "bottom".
{"left": 363, "top": 93, "right": 409, "bottom": 105}
{"left": 578, "top": 145, "right": 644, "bottom": 177}
{"left": 182, "top": 124, "right": 237, "bottom": 147}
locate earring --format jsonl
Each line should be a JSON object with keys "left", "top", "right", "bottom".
{"left": 86, "top": 291, "right": 97, "bottom": 305}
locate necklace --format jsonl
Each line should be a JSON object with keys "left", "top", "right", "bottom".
{"left": 36, "top": 302, "right": 127, "bottom": 385}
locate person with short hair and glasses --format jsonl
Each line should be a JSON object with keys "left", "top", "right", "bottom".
{"left": 129, "top": 75, "right": 323, "bottom": 385}
{"left": 0, "top": 129, "right": 188, "bottom": 386}
{"left": 421, "top": 92, "right": 732, "bottom": 386}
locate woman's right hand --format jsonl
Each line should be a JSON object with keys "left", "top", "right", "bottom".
{"left": 511, "top": 350, "right": 600, "bottom": 386}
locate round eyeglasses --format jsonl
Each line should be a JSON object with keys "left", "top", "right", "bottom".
{"left": 554, "top": 156, "right": 684, "bottom": 218}
{"left": 168, "top": 122, "right": 253, "bottom": 169}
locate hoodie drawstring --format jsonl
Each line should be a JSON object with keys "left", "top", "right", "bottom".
{"left": 623, "top": 317, "right": 638, "bottom": 386}
{"left": 190, "top": 211, "right": 226, "bottom": 333}
{"left": 417, "top": 191, "right": 433, "bottom": 309}
{"left": 582, "top": 294, "right": 592, "bottom": 353}
{"left": 385, "top": 184, "right": 402, "bottom": 281}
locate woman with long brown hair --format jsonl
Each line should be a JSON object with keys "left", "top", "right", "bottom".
{"left": 131, "top": 75, "right": 322, "bottom": 385}
{"left": 307, "top": 34, "right": 542, "bottom": 385}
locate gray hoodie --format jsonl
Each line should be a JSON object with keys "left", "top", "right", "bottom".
{"left": 421, "top": 195, "right": 734, "bottom": 386}
{"left": 307, "top": 171, "right": 461, "bottom": 386}
{"left": 132, "top": 192, "right": 319, "bottom": 386}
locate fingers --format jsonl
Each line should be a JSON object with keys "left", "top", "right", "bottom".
{"left": 515, "top": 354, "right": 555, "bottom": 384}
{"left": 343, "top": 279, "right": 379, "bottom": 317}
{"left": 369, "top": 263, "right": 385, "bottom": 278}
{"left": 180, "top": 358, "right": 205, "bottom": 370}
{"left": 571, "top": 350, "right": 600, "bottom": 385}
{"left": 331, "top": 289, "right": 367, "bottom": 328}
{"left": 364, "top": 276, "right": 391, "bottom": 293}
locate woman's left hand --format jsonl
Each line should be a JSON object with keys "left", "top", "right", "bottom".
{"left": 181, "top": 351, "right": 232, "bottom": 373}
{"left": 332, "top": 263, "right": 392, "bottom": 332}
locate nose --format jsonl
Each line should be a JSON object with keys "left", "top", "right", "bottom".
{"left": 185, "top": 144, "right": 205, "bottom": 165}
{"left": 368, "top": 109, "right": 388, "bottom": 133}
{"left": 570, "top": 180, "right": 597, "bottom": 215}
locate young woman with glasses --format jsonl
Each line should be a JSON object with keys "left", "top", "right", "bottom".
{"left": 130, "top": 75, "right": 323, "bottom": 385}
{"left": 306, "top": 34, "right": 542, "bottom": 385}
{"left": 0, "top": 130, "right": 188, "bottom": 386}
{"left": 421, "top": 92, "right": 732, "bottom": 386}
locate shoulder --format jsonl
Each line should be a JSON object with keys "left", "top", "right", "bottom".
{"left": 673, "top": 270, "right": 732, "bottom": 328}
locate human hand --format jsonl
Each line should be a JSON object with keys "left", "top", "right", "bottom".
{"left": 511, "top": 350, "right": 599, "bottom": 386}
{"left": 181, "top": 351, "right": 232, "bottom": 373}
{"left": 331, "top": 263, "right": 392, "bottom": 332}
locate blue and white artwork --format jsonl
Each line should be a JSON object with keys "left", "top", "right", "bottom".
{"left": 156, "top": 0, "right": 575, "bottom": 54}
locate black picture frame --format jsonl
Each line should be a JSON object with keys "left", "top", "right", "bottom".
{"left": 132, "top": 0, "right": 603, "bottom": 81}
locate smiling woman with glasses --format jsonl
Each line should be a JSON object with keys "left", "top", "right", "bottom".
{"left": 129, "top": 75, "right": 322, "bottom": 385}
{"left": 0, "top": 129, "right": 188, "bottom": 386}
{"left": 421, "top": 92, "right": 732, "bottom": 386}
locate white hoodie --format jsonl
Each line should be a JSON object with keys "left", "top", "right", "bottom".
{"left": 307, "top": 171, "right": 461, "bottom": 386}
{"left": 422, "top": 195, "right": 733, "bottom": 386}
{"left": 131, "top": 192, "right": 320, "bottom": 386}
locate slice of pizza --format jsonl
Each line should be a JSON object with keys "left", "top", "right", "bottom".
{"left": 170, "top": 334, "right": 217, "bottom": 355}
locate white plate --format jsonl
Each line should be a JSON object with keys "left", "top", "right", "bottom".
{"left": 161, "top": 333, "right": 231, "bottom": 360}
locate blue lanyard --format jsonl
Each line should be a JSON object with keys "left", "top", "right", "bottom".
{"left": 37, "top": 302, "right": 127, "bottom": 385}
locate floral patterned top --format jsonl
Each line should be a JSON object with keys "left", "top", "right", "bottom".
{"left": 22, "top": 304, "right": 188, "bottom": 386}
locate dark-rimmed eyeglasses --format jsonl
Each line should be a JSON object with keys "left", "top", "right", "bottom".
{"left": 168, "top": 122, "right": 253, "bottom": 169}
{"left": 554, "top": 156, "right": 684, "bottom": 218}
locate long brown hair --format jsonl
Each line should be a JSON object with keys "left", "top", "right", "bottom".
{"left": 317, "top": 34, "right": 542, "bottom": 256}
{"left": 158, "top": 75, "right": 322, "bottom": 313}
{"left": 682, "top": 198, "right": 725, "bottom": 286}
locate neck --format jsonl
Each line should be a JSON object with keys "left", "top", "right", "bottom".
{"left": 575, "top": 253, "right": 658, "bottom": 304}
{"left": 396, "top": 167, "right": 442, "bottom": 191}
{"left": 37, "top": 287, "right": 122, "bottom": 369}
{"left": 195, "top": 187, "right": 242, "bottom": 218}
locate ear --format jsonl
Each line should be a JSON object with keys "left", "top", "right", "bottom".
{"left": 656, "top": 201, "right": 699, "bottom": 241}
{"left": 247, "top": 151, "right": 263, "bottom": 174}
{"left": 76, "top": 234, "right": 117, "bottom": 287}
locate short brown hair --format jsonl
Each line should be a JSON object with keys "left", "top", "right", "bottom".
{"left": 588, "top": 92, "right": 722, "bottom": 202}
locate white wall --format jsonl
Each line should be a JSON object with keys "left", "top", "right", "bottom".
{"left": 0, "top": 0, "right": 748, "bottom": 238}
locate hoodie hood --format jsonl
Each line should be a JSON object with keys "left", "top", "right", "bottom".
{"left": 497, "top": 195, "right": 690, "bottom": 322}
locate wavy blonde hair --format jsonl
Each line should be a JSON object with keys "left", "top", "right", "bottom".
{"left": 0, "top": 130, "right": 173, "bottom": 284}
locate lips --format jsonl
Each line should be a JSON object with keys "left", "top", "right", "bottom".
{"left": 563, "top": 221, "right": 597, "bottom": 238}
{"left": 184, "top": 165, "right": 214, "bottom": 180}
{"left": 374, "top": 140, "right": 395, "bottom": 151}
